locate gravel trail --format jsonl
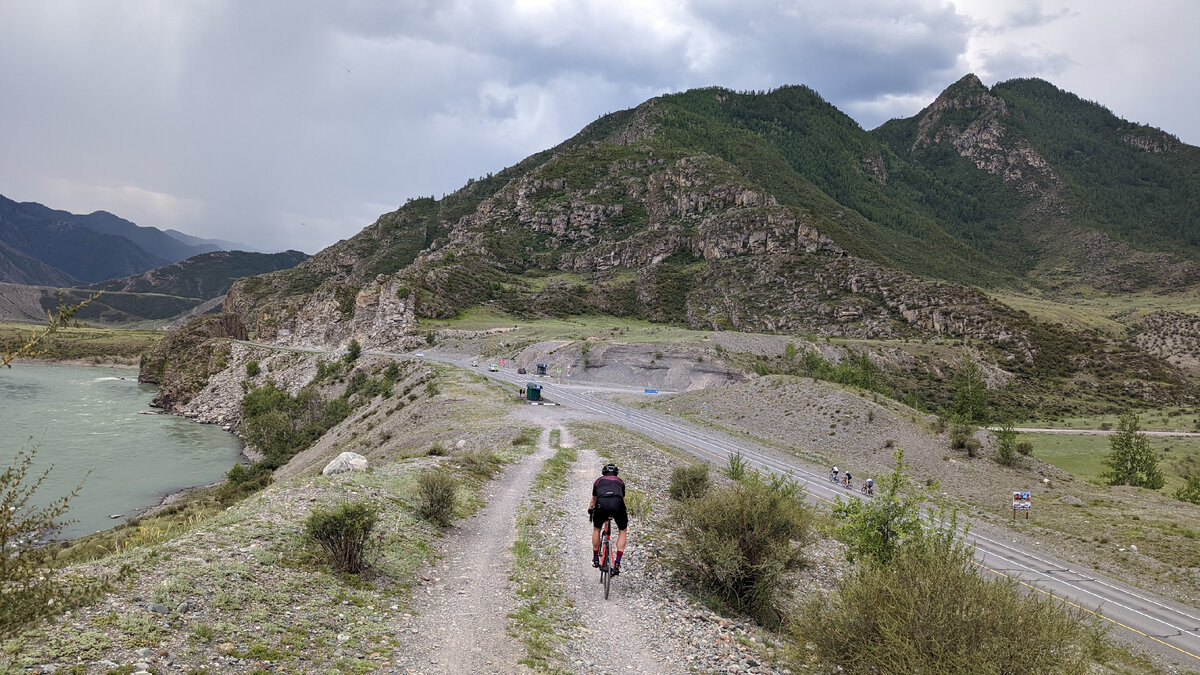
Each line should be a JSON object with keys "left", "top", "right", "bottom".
{"left": 559, "top": 444, "right": 684, "bottom": 674}
{"left": 391, "top": 430, "right": 556, "bottom": 674}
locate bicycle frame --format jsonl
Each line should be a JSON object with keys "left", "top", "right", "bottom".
{"left": 599, "top": 516, "right": 614, "bottom": 599}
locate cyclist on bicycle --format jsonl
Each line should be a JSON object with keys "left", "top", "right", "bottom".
{"left": 830, "top": 465, "right": 839, "bottom": 482}
{"left": 588, "top": 463, "right": 628, "bottom": 575}
{"left": 843, "top": 471, "right": 853, "bottom": 488}
{"left": 864, "top": 477, "right": 874, "bottom": 496}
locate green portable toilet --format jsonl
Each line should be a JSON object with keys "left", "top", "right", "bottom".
{"left": 525, "top": 382, "right": 542, "bottom": 401}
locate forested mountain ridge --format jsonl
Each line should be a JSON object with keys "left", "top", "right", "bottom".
{"left": 85, "top": 249, "right": 310, "bottom": 299}
{"left": 158, "top": 75, "right": 1196, "bottom": 418}
{"left": 875, "top": 74, "right": 1200, "bottom": 292}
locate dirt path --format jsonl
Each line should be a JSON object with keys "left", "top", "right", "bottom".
{"left": 391, "top": 430, "right": 556, "bottom": 674}
{"left": 559, "top": 444, "right": 683, "bottom": 674}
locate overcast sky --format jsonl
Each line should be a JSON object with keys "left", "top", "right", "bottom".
{"left": 1, "top": 1, "right": 1196, "bottom": 255}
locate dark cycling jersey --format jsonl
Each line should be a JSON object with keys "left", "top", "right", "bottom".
{"left": 593, "top": 475, "right": 626, "bottom": 499}
{"left": 592, "top": 475, "right": 628, "bottom": 530}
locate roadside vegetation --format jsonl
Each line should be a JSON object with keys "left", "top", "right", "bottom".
{"left": 794, "top": 448, "right": 1113, "bottom": 673}
{"left": 669, "top": 464, "right": 814, "bottom": 627}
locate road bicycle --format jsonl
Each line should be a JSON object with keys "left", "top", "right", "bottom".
{"left": 597, "top": 515, "right": 616, "bottom": 600}
{"left": 828, "top": 471, "right": 840, "bottom": 484}
{"left": 860, "top": 483, "right": 874, "bottom": 497}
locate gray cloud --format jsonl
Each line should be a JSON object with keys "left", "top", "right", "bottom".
{"left": 0, "top": 0, "right": 1195, "bottom": 254}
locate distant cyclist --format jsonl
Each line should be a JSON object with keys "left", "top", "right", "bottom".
{"left": 864, "top": 477, "right": 874, "bottom": 496}
{"left": 588, "top": 464, "right": 628, "bottom": 575}
{"left": 843, "top": 471, "right": 853, "bottom": 488}
{"left": 830, "top": 465, "right": 839, "bottom": 482}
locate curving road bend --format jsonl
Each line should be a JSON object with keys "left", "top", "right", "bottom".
{"left": 237, "top": 343, "right": 1200, "bottom": 669}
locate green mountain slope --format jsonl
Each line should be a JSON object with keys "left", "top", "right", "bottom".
{"left": 875, "top": 75, "right": 1200, "bottom": 291}
{"left": 204, "top": 75, "right": 1198, "bottom": 420}
{"left": 85, "top": 249, "right": 309, "bottom": 299}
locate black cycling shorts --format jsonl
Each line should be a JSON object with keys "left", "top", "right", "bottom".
{"left": 592, "top": 497, "right": 628, "bottom": 531}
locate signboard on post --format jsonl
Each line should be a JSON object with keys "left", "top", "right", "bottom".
{"left": 1012, "top": 491, "right": 1032, "bottom": 519}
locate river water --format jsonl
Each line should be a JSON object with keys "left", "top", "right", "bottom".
{"left": 0, "top": 362, "right": 243, "bottom": 539}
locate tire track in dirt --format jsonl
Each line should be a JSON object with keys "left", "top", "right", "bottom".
{"left": 391, "top": 429, "right": 556, "bottom": 674}
{"left": 559, "top": 441, "right": 682, "bottom": 674}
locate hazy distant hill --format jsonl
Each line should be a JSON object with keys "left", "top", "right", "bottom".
{"left": 0, "top": 239, "right": 79, "bottom": 286}
{"left": 0, "top": 195, "right": 263, "bottom": 285}
{"left": 163, "top": 228, "right": 263, "bottom": 255}
{"left": 86, "top": 249, "right": 310, "bottom": 299}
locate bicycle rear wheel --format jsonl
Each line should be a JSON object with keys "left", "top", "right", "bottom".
{"left": 600, "top": 519, "right": 612, "bottom": 600}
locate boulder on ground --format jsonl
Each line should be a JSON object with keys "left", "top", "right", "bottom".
{"left": 322, "top": 451, "right": 369, "bottom": 476}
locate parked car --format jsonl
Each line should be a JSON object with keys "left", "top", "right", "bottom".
{"left": 488, "top": 364, "right": 499, "bottom": 372}
{"left": 517, "top": 367, "right": 527, "bottom": 374}
{"left": 471, "top": 361, "right": 478, "bottom": 367}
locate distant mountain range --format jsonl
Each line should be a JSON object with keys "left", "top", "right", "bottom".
{"left": 0, "top": 249, "right": 308, "bottom": 326}
{"left": 190, "top": 73, "right": 1199, "bottom": 422}
{"left": 0, "top": 194, "right": 268, "bottom": 285}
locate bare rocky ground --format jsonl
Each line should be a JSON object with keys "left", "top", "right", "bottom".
{"left": 9, "top": 332, "right": 1199, "bottom": 673}
{"left": 6, "top": 351, "right": 845, "bottom": 674}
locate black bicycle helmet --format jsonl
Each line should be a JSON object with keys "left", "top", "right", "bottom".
{"left": 601, "top": 463, "right": 619, "bottom": 476}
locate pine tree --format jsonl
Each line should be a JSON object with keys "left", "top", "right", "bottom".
{"left": 1101, "top": 412, "right": 1164, "bottom": 489}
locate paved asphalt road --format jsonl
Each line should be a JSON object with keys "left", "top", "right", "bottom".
{"left": 238, "top": 342, "right": 1200, "bottom": 669}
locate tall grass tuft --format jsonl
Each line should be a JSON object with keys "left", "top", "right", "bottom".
{"left": 669, "top": 463, "right": 710, "bottom": 501}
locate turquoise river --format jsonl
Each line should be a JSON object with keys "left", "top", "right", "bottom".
{"left": 0, "top": 362, "right": 243, "bottom": 539}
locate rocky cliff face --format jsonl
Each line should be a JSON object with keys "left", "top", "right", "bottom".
{"left": 912, "top": 74, "right": 1057, "bottom": 197}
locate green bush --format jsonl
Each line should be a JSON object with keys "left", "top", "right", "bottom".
{"left": 669, "top": 474, "right": 813, "bottom": 626}
{"left": 343, "top": 339, "right": 362, "bottom": 363}
{"left": 245, "top": 361, "right": 260, "bottom": 377}
{"left": 1174, "top": 475, "right": 1200, "bottom": 505}
{"left": 832, "top": 448, "right": 926, "bottom": 566}
{"left": 950, "top": 423, "right": 979, "bottom": 457}
{"left": 793, "top": 519, "right": 1107, "bottom": 673}
{"left": 669, "top": 463, "right": 710, "bottom": 501}
{"left": 415, "top": 470, "right": 458, "bottom": 527}
{"left": 305, "top": 501, "right": 378, "bottom": 574}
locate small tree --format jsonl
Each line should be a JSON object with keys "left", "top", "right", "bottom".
{"left": 1101, "top": 412, "right": 1164, "bottom": 489}
{"left": 1, "top": 446, "right": 112, "bottom": 637}
{"left": 343, "top": 339, "right": 362, "bottom": 363}
{"left": 993, "top": 420, "right": 1020, "bottom": 467}
{"left": 832, "top": 447, "right": 927, "bottom": 566}
{"left": 949, "top": 355, "right": 990, "bottom": 425}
